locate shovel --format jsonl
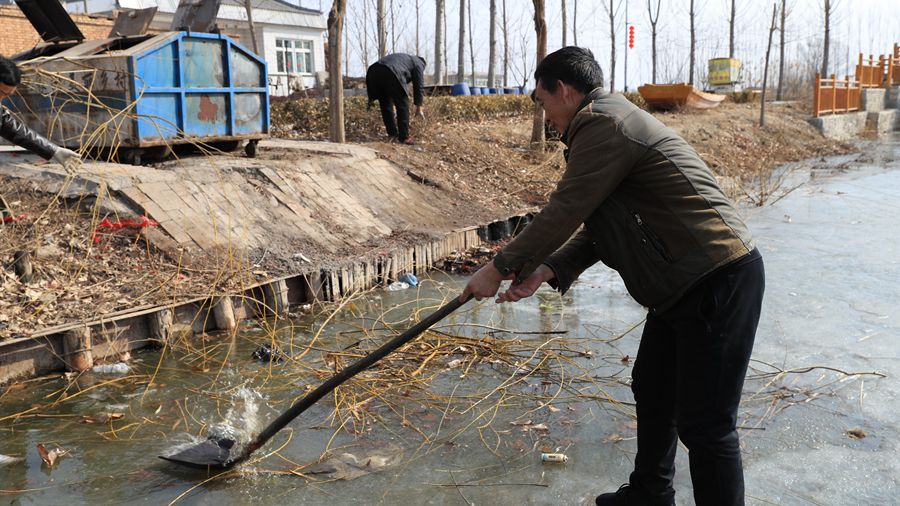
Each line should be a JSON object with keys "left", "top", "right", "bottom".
{"left": 160, "top": 294, "right": 471, "bottom": 470}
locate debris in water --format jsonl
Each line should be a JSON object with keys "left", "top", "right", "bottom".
{"left": 301, "top": 447, "right": 401, "bottom": 481}
{"left": 387, "top": 281, "right": 410, "bottom": 291}
{"left": 398, "top": 272, "right": 418, "bottom": 287}
{"left": 252, "top": 343, "right": 286, "bottom": 363}
{"left": 0, "top": 454, "right": 24, "bottom": 467}
{"left": 92, "top": 363, "right": 131, "bottom": 374}
{"left": 36, "top": 443, "right": 69, "bottom": 467}
{"left": 847, "top": 427, "right": 867, "bottom": 439}
{"left": 80, "top": 412, "right": 125, "bottom": 424}
{"left": 541, "top": 452, "right": 569, "bottom": 463}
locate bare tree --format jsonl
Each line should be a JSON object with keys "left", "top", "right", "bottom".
{"left": 603, "top": 0, "right": 618, "bottom": 92}
{"left": 776, "top": 0, "right": 788, "bottom": 100}
{"left": 573, "top": 0, "right": 577, "bottom": 45}
{"left": 561, "top": 0, "right": 567, "bottom": 46}
{"left": 415, "top": 0, "right": 421, "bottom": 55}
{"left": 390, "top": 0, "right": 396, "bottom": 54}
{"left": 243, "top": 0, "right": 259, "bottom": 53}
{"left": 820, "top": 0, "right": 831, "bottom": 77}
{"left": 647, "top": 0, "right": 660, "bottom": 84}
{"left": 688, "top": 0, "right": 696, "bottom": 85}
{"left": 344, "top": 12, "right": 349, "bottom": 76}
{"left": 760, "top": 3, "right": 777, "bottom": 126}
{"left": 458, "top": 0, "right": 466, "bottom": 83}
{"left": 503, "top": 0, "right": 509, "bottom": 86}
{"left": 488, "top": 0, "right": 497, "bottom": 87}
{"left": 328, "top": 0, "right": 348, "bottom": 142}
{"left": 532, "top": 0, "right": 547, "bottom": 147}
{"left": 362, "top": 0, "right": 370, "bottom": 64}
{"left": 728, "top": 0, "right": 736, "bottom": 58}
{"left": 434, "top": 0, "right": 444, "bottom": 83}
{"left": 468, "top": 0, "right": 475, "bottom": 84}
{"left": 377, "top": 0, "right": 386, "bottom": 58}
{"left": 443, "top": 5, "right": 449, "bottom": 73}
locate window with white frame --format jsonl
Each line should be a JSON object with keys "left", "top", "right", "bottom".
{"left": 275, "top": 39, "right": 314, "bottom": 74}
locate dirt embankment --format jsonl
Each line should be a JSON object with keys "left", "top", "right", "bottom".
{"left": 0, "top": 101, "right": 853, "bottom": 340}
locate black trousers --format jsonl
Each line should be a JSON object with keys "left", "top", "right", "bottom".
{"left": 365, "top": 63, "right": 411, "bottom": 140}
{"left": 629, "top": 250, "right": 764, "bottom": 506}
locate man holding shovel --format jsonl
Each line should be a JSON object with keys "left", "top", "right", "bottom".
{"left": 1, "top": 55, "right": 81, "bottom": 220}
{"left": 461, "top": 47, "right": 764, "bottom": 506}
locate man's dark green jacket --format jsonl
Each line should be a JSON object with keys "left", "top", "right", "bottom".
{"left": 492, "top": 89, "right": 754, "bottom": 313}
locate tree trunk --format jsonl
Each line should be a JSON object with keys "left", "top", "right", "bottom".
{"left": 776, "top": 0, "right": 786, "bottom": 100}
{"left": 328, "top": 0, "right": 348, "bottom": 143}
{"left": 502, "top": 0, "right": 509, "bottom": 86}
{"left": 760, "top": 3, "right": 777, "bottom": 127}
{"left": 488, "top": 0, "right": 497, "bottom": 87}
{"left": 468, "top": 0, "right": 475, "bottom": 84}
{"left": 728, "top": 0, "right": 735, "bottom": 58}
{"left": 821, "top": 0, "right": 830, "bottom": 77}
{"left": 344, "top": 13, "right": 349, "bottom": 76}
{"left": 390, "top": 0, "right": 396, "bottom": 54}
{"left": 531, "top": 0, "right": 547, "bottom": 148}
{"left": 561, "top": 0, "right": 567, "bottom": 46}
{"left": 434, "top": 0, "right": 444, "bottom": 84}
{"left": 648, "top": 0, "right": 660, "bottom": 84}
{"left": 606, "top": 0, "right": 616, "bottom": 92}
{"left": 415, "top": 0, "right": 421, "bottom": 55}
{"left": 244, "top": 0, "right": 259, "bottom": 54}
{"left": 688, "top": 0, "right": 695, "bottom": 86}
{"left": 377, "top": 0, "right": 386, "bottom": 58}
{"left": 573, "top": 0, "right": 577, "bottom": 46}
{"left": 457, "top": 0, "right": 466, "bottom": 83}
{"left": 362, "top": 0, "right": 369, "bottom": 64}
{"left": 443, "top": 5, "right": 449, "bottom": 74}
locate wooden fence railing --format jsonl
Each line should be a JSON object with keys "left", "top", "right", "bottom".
{"left": 855, "top": 54, "right": 884, "bottom": 88}
{"left": 888, "top": 43, "right": 900, "bottom": 87}
{"left": 812, "top": 73, "right": 862, "bottom": 117}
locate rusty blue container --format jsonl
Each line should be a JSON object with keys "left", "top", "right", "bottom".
{"left": 10, "top": 31, "right": 269, "bottom": 159}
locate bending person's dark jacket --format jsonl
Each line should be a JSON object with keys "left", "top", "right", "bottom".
{"left": 1, "top": 105, "right": 56, "bottom": 159}
{"left": 493, "top": 89, "right": 754, "bottom": 313}
{"left": 375, "top": 53, "right": 426, "bottom": 106}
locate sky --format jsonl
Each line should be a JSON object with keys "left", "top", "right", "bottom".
{"left": 315, "top": 0, "right": 900, "bottom": 91}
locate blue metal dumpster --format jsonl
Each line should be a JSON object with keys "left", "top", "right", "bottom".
{"left": 8, "top": 31, "right": 269, "bottom": 161}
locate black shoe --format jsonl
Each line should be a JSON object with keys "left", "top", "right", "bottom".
{"left": 595, "top": 484, "right": 629, "bottom": 506}
{"left": 595, "top": 484, "right": 674, "bottom": 506}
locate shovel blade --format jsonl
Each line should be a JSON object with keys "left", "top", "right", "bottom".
{"left": 159, "top": 437, "right": 236, "bottom": 470}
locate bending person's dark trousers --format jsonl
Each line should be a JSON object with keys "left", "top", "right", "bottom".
{"left": 629, "top": 249, "right": 764, "bottom": 506}
{"left": 366, "top": 63, "right": 410, "bottom": 140}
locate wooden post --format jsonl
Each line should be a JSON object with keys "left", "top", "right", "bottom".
{"left": 813, "top": 73, "right": 821, "bottom": 117}
{"left": 303, "top": 272, "right": 324, "bottom": 303}
{"left": 830, "top": 74, "right": 836, "bottom": 114}
{"left": 64, "top": 326, "right": 93, "bottom": 372}
{"left": 261, "top": 280, "right": 290, "bottom": 316}
{"left": 12, "top": 250, "right": 32, "bottom": 283}
{"left": 149, "top": 309, "right": 173, "bottom": 344}
{"left": 845, "top": 75, "right": 851, "bottom": 112}
{"left": 213, "top": 296, "right": 236, "bottom": 330}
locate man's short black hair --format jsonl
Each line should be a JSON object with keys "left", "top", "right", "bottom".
{"left": 534, "top": 46, "right": 603, "bottom": 95}
{"left": 0, "top": 55, "right": 22, "bottom": 87}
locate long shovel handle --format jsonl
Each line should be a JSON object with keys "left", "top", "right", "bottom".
{"left": 238, "top": 294, "right": 472, "bottom": 460}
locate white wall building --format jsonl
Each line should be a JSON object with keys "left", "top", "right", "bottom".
{"left": 64, "top": 0, "right": 327, "bottom": 97}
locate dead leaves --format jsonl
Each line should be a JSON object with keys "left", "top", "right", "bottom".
{"left": 36, "top": 443, "right": 69, "bottom": 467}
{"left": 80, "top": 412, "right": 125, "bottom": 424}
{"left": 510, "top": 419, "right": 550, "bottom": 433}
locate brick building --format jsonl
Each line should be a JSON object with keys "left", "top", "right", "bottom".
{"left": 0, "top": 5, "right": 116, "bottom": 58}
